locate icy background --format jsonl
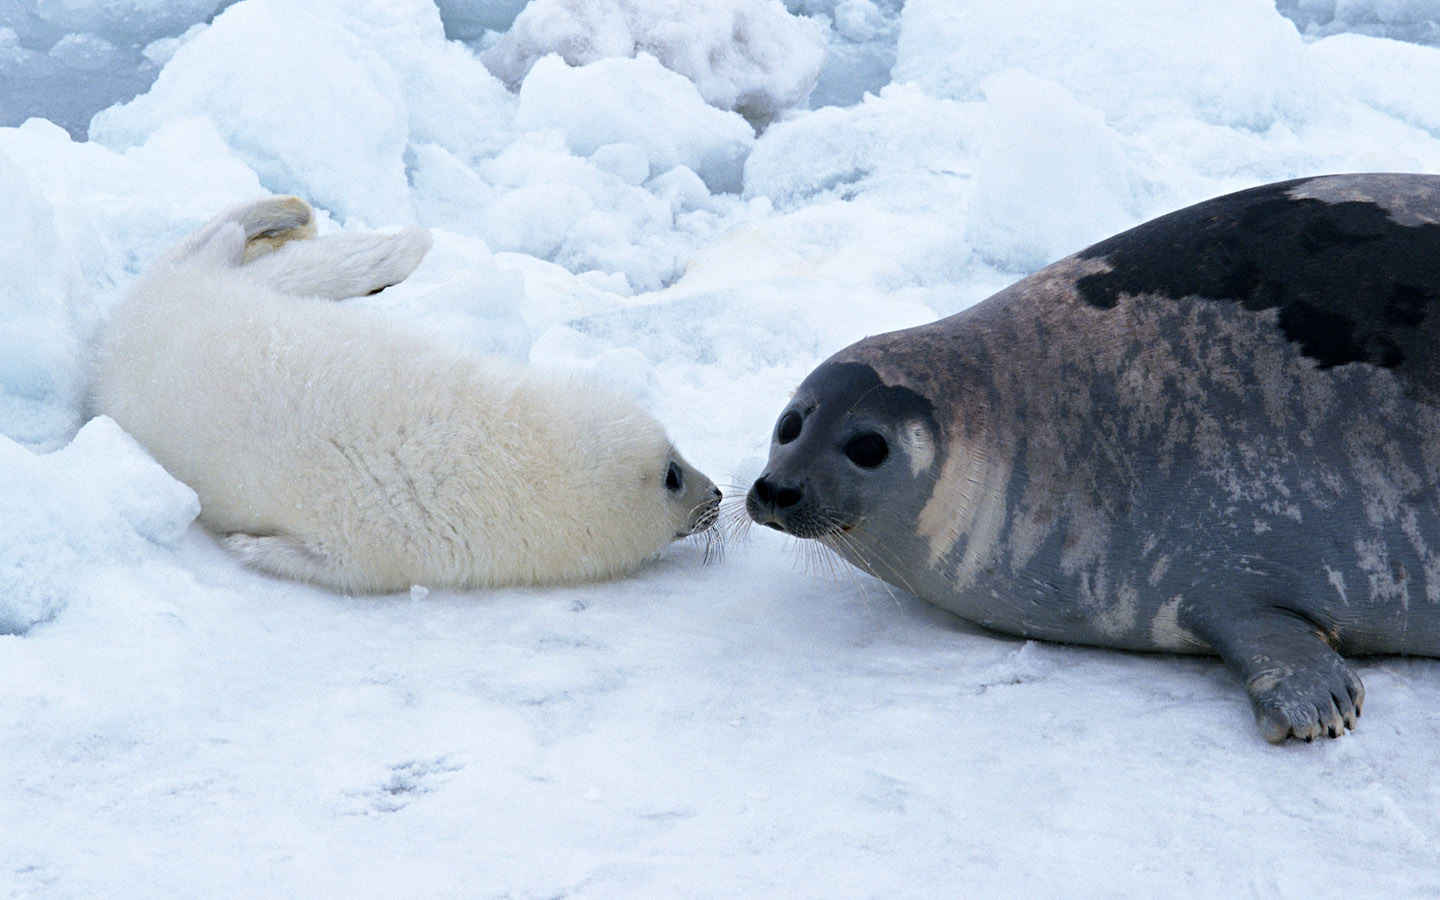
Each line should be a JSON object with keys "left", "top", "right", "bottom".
{"left": 5, "top": 0, "right": 1440, "bottom": 895}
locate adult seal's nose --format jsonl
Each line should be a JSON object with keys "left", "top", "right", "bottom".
{"left": 749, "top": 474, "right": 805, "bottom": 521}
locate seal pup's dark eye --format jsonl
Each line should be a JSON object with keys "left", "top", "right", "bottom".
{"left": 665, "top": 461, "right": 683, "bottom": 492}
{"left": 844, "top": 433, "right": 889, "bottom": 469}
{"left": 777, "top": 410, "right": 802, "bottom": 444}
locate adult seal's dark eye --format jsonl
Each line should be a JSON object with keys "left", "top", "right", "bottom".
{"left": 844, "top": 432, "right": 889, "bottom": 468}
{"left": 776, "top": 410, "right": 802, "bottom": 444}
{"left": 666, "top": 462, "right": 683, "bottom": 492}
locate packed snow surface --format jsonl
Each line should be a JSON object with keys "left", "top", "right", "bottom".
{"left": 5, "top": 0, "right": 1440, "bottom": 896}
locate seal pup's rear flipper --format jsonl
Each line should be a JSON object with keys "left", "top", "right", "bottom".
{"left": 1183, "top": 600, "right": 1365, "bottom": 743}
{"left": 241, "top": 227, "right": 433, "bottom": 300}
{"left": 167, "top": 196, "right": 316, "bottom": 268}
{"left": 239, "top": 197, "right": 318, "bottom": 262}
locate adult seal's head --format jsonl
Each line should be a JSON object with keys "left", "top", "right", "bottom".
{"left": 748, "top": 172, "right": 1440, "bottom": 743}
{"left": 747, "top": 362, "right": 943, "bottom": 546}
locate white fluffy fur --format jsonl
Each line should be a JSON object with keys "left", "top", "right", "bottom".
{"left": 94, "top": 197, "right": 718, "bottom": 593}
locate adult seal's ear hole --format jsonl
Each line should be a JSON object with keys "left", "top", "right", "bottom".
{"left": 748, "top": 172, "right": 1440, "bottom": 743}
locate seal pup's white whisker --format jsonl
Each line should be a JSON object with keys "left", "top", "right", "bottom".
{"left": 684, "top": 520, "right": 726, "bottom": 566}
{"left": 718, "top": 494, "right": 754, "bottom": 544}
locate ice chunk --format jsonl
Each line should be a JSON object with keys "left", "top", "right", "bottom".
{"left": 300, "top": 0, "right": 517, "bottom": 162}
{"left": 516, "top": 54, "right": 754, "bottom": 194}
{"left": 409, "top": 113, "right": 758, "bottom": 292}
{"left": 966, "top": 71, "right": 1141, "bottom": 272}
{"left": 47, "top": 32, "right": 119, "bottom": 71}
{"left": 93, "top": 0, "right": 514, "bottom": 220}
{"left": 141, "top": 22, "right": 206, "bottom": 67}
{"left": 0, "top": 146, "right": 83, "bottom": 452}
{"left": 744, "top": 84, "right": 981, "bottom": 210}
{"left": 895, "top": 0, "right": 1309, "bottom": 131}
{"left": 483, "top": 0, "right": 826, "bottom": 123}
{"left": 91, "top": 0, "right": 414, "bottom": 225}
{"left": 354, "top": 229, "right": 533, "bottom": 360}
{"left": 0, "top": 118, "right": 270, "bottom": 454}
{"left": 0, "top": 115, "right": 264, "bottom": 295}
{"left": 408, "top": 141, "right": 501, "bottom": 231}
{"left": 647, "top": 165, "right": 713, "bottom": 215}
{"left": 1306, "top": 32, "right": 1440, "bottom": 134}
{"left": 0, "top": 416, "right": 199, "bottom": 635}
{"left": 408, "top": 132, "right": 726, "bottom": 292}
{"left": 591, "top": 142, "right": 651, "bottom": 185}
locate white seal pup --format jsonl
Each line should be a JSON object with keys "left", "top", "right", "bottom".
{"left": 95, "top": 197, "right": 720, "bottom": 593}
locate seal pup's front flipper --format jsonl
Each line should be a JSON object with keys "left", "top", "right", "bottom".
{"left": 224, "top": 532, "right": 351, "bottom": 589}
{"left": 1183, "top": 600, "right": 1365, "bottom": 743}
{"left": 240, "top": 227, "right": 433, "bottom": 300}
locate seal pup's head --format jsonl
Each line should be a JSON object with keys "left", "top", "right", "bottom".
{"left": 505, "top": 372, "right": 722, "bottom": 584}
{"left": 660, "top": 446, "right": 723, "bottom": 540}
{"left": 746, "top": 361, "right": 939, "bottom": 547}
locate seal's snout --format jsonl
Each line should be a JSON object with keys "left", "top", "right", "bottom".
{"left": 693, "top": 488, "right": 723, "bottom": 532}
{"left": 679, "top": 485, "right": 723, "bottom": 537}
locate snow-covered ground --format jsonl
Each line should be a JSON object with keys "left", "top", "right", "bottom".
{"left": 5, "top": 0, "right": 1440, "bottom": 895}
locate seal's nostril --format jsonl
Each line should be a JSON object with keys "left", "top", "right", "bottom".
{"left": 775, "top": 487, "right": 802, "bottom": 509}
{"left": 752, "top": 477, "right": 774, "bottom": 504}
{"left": 712, "top": 486, "right": 722, "bottom": 499}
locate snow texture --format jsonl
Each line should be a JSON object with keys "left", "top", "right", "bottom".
{"left": 516, "top": 53, "right": 756, "bottom": 193}
{"left": 481, "top": 0, "right": 826, "bottom": 123}
{"left": 89, "top": 0, "right": 416, "bottom": 225}
{"left": 6, "top": 0, "right": 1440, "bottom": 895}
{"left": 0, "top": 416, "right": 198, "bottom": 635}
